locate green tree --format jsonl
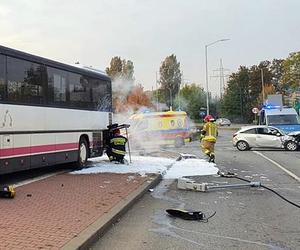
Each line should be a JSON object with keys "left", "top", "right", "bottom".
{"left": 122, "top": 60, "right": 134, "bottom": 83}
{"left": 159, "top": 54, "right": 182, "bottom": 107}
{"left": 174, "top": 83, "right": 206, "bottom": 120}
{"left": 282, "top": 51, "right": 300, "bottom": 91}
{"left": 221, "top": 62, "right": 276, "bottom": 123}
{"left": 249, "top": 61, "right": 272, "bottom": 106}
{"left": 106, "top": 56, "right": 123, "bottom": 80}
{"left": 221, "top": 67, "right": 251, "bottom": 122}
{"left": 106, "top": 57, "right": 135, "bottom": 83}
{"left": 270, "top": 59, "right": 284, "bottom": 92}
{"left": 106, "top": 56, "right": 135, "bottom": 112}
{"left": 150, "top": 88, "right": 166, "bottom": 109}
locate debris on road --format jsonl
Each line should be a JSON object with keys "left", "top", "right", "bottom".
{"left": 166, "top": 208, "right": 216, "bottom": 222}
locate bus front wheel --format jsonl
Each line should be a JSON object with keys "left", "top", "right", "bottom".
{"left": 76, "top": 137, "right": 88, "bottom": 169}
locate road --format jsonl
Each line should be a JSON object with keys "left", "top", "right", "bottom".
{"left": 92, "top": 129, "right": 300, "bottom": 250}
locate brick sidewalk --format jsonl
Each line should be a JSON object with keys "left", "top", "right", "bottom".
{"left": 0, "top": 172, "right": 156, "bottom": 250}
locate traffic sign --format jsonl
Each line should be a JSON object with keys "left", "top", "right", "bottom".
{"left": 252, "top": 108, "right": 259, "bottom": 114}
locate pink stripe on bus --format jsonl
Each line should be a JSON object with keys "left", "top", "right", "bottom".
{"left": 0, "top": 143, "right": 79, "bottom": 157}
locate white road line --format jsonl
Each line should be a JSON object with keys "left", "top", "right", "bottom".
{"left": 253, "top": 151, "right": 300, "bottom": 182}
{"left": 14, "top": 171, "right": 67, "bottom": 187}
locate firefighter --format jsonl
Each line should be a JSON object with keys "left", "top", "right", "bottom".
{"left": 200, "top": 115, "right": 218, "bottom": 163}
{"left": 106, "top": 128, "right": 128, "bottom": 164}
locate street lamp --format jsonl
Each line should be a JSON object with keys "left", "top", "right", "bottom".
{"left": 167, "top": 86, "right": 172, "bottom": 111}
{"left": 205, "top": 39, "right": 229, "bottom": 115}
{"left": 260, "top": 61, "right": 269, "bottom": 105}
{"left": 261, "top": 68, "right": 265, "bottom": 104}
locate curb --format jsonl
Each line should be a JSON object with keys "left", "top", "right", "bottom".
{"left": 60, "top": 174, "right": 162, "bottom": 250}
{"left": 218, "top": 127, "right": 240, "bottom": 131}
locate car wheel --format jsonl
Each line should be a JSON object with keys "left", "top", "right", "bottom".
{"left": 285, "top": 141, "right": 298, "bottom": 151}
{"left": 236, "top": 140, "right": 250, "bottom": 151}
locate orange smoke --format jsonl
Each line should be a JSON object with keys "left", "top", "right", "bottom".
{"left": 114, "top": 84, "right": 153, "bottom": 113}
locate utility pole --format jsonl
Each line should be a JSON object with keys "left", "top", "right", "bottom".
{"left": 205, "top": 39, "right": 230, "bottom": 115}
{"left": 156, "top": 72, "right": 159, "bottom": 111}
{"left": 178, "top": 71, "right": 184, "bottom": 111}
{"left": 211, "top": 59, "right": 230, "bottom": 98}
{"left": 261, "top": 68, "right": 265, "bottom": 104}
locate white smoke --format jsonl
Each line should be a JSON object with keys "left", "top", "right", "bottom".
{"left": 112, "top": 77, "right": 134, "bottom": 103}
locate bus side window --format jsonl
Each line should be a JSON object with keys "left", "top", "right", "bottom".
{"left": 47, "top": 67, "right": 68, "bottom": 107}
{"left": 91, "top": 78, "right": 112, "bottom": 112}
{"left": 54, "top": 74, "right": 66, "bottom": 102}
{"left": 69, "top": 72, "right": 91, "bottom": 109}
{"left": 0, "top": 55, "right": 5, "bottom": 101}
{"left": 7, "top": 56, "right": 45, "bottom": 104}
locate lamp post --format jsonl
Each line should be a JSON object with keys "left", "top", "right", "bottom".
{"left": 260, "top": 61, "right": 269, "bottom": 105}
{"left": 261, "top": 68, "right": 265, "bottom": 104}
{"left": 205, "top": 39, "right": 229, "bottom": 115}
{"left": 167, "top": 86, "right": 172, "bottom": 111}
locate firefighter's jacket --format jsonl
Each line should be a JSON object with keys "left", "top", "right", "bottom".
{"left": 201, "top": 122, "right": 217, "bottom": 143}
{"left": 109, "top": 135, "right": 128, "bottom": 156}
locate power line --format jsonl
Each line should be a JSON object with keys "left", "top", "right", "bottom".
{"left": 211, "top": 59, "right": 230, "bottom": 98}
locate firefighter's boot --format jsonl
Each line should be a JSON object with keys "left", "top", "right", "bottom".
{"left": 209, "top": 153, "right": 215, "bottom": 163}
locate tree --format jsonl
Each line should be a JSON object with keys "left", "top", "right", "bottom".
{"left": 221, "top": 62, "right": 277, "bottom": 123}
{"left": 106, "top": 56, "right": 135, "bottom": 112}
{"left": 221, "top": 67, "right": 251, "bottom": 122}
{"left": 249, "top": 62, "right": 272, "bottom": 106}
{"left": 175, "top": 83, "right": 206, "bottom": 120}
{"left": 282, "top": 51, "right": 300, "bottom": 91}
{"left": 159, "top": 54, "right": 182, "bottom": 108}
{"left": 106, "top": 56, "right": 123, "bottom": 80}
{"left": 106, "top": 57, "right": 134, "bottom": 84}
{"left": 270, "top": 59, "right": 284, "bottom": 92}
{"left": 122, "top": 60, "right": 134, "bottom": 83}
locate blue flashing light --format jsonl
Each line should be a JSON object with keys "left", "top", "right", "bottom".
{"left": 264, "top": 104, "right": 281, "bottom": 109}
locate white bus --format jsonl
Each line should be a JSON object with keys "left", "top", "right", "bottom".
{"left": 0, "top": 45, "right": 112, "bottom": 175}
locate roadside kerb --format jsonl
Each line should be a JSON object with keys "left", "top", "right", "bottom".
{"left": 217, "top": 124, "right": 248, "bottom": 131}
{"left": 61, "top": 173, "right": 162, "bottom": 250}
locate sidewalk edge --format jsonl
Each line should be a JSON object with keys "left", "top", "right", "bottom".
{"left": 60, "top": 174, "right": 162, "bottom": 250}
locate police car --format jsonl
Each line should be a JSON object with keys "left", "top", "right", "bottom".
{"left": 259, "top": 105, "right": 300, "bottom": 133}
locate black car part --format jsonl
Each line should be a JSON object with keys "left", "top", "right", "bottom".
{"left": 166, "top": 208, "right": 216, "bottom": 222}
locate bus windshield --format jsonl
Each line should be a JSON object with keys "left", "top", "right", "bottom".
{"left": 268, "top": 115, "right": 300, "bottom": 125}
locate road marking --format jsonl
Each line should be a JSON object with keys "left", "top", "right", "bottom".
{"left": 253, "top": 151, "right": 300, "bottom": 182}
{"left": 14, "top": 171, "right": 67, "bottom": 187}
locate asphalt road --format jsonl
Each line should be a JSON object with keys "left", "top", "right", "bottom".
{"left": 92, "top": 129, "right": 300, "bottom": 250}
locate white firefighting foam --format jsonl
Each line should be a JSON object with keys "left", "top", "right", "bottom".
{"left": 71, "top": 155, "right": 219, "bottom": 179}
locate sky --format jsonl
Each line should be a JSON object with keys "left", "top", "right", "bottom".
{"left": 0, "top": 0, "right": 300, "bottom": 96}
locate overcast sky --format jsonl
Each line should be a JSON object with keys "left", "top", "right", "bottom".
{"left": 0, "top": 0, "right": 299, "bottom": 96}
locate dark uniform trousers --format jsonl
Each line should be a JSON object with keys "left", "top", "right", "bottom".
{"left": 106, "top": 135, "right": 127, "bottom": 163}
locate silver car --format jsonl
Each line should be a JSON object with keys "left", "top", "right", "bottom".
{"left": 232, "top": 125, "right": 293, "bottom": 151}
{"left": 216, "top": 118, "right": 231, "bottom": 126}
